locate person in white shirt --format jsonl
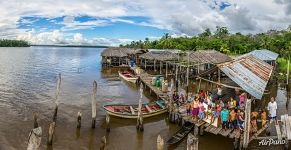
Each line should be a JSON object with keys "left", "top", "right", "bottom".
{"left": 267, "top": 97, "right": 277, "bottom": 124}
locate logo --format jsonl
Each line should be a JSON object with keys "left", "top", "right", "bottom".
{"left": 259, "top": 139, "right": 286, "bottom": 146}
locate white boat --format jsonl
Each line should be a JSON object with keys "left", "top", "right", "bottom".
{"left": 118, "top": 71, "right": 138, "bottom": 83}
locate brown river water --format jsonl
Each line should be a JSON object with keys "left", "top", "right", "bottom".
{"left": 0, "top": 47, "right": 288, "bottom": 150}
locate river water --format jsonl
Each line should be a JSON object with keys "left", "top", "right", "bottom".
{"left": 0, "top": 46, "right": 287, "bottom": 150}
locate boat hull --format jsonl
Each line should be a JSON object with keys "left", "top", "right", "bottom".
{"left": 103, "top": 100, "right": 167, "bottom": 119}
{"left": 118, "top": 71, "right": 137, "bottom": 83}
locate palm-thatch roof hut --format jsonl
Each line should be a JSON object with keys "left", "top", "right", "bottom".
{"left": 184, "top": 50, "right": 232, "bottom": 64}
{"left": 139, "top": 50, "right": 179, "bottom": 61}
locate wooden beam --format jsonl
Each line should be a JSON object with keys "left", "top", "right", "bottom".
{"left": 242, "top": 99, "right": 251, "bottom": 148}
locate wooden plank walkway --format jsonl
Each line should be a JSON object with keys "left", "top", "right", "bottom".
{"left": 139, "top": 73, "right": 167, "bottom": 97}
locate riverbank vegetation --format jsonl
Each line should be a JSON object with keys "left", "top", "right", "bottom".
{"left": 0, "top": 39, "right": 29, "bottom": 47}
{"left": 121, "top": 26, "right": 291, "bottom": 74}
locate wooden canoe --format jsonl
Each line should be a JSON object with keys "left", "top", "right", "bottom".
{"left": 167, "top": 122, "right": 194, "bottom": 145}
{"left": 103, "top": 100, "right": 167, "bottom": 119}
{"left": 118, "top": 71, "right": 138, "bottom": 83}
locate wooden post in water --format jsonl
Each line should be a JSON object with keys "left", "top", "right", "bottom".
{"left": 100, "top": 136, "right": 107, "bottom": 150}
{"left": 186, "top": 52, "right": 190, "bottom": 101}
{"left": 187, "top": 133, "right": 198, "bottom": 150}
{"left": 77, "top": 111, "right": 82, "bottom": 128}
{"left": 136, "top": 83, "right": 144, "bottom": 131}
{"left": 106, "top": 113, "right": 110, "bottom": 132}
{"left": 47, "top": 122, "right": 55, "bottom": 145}
{"left": 91, "top": 81, "right": 97, "bottom": 128}
{"left": 218, "top": 69, "right": 221, "bottom": 83}
{"left": 157, "top": 135, "right": 164, "bottom": 150}
{"left": 47, "top": 73, "right": 61, "bottom": 145}
{"left": 242, "top": 99, "right": 252, "bottom": 148}
{"left": 33, "top": 113, "right": 38, "bottom": 128}
{"left": 145, "top": 59, "right": 147, "bottom": 70}
{"left": 27, "top": 113, "right": 42, "bottom": 150}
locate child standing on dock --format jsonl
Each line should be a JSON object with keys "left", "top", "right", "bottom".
{"left": 229, "top": 109, "right": 237, "bottom": 129}
{"left": 238, "top": 110, "right": 245, "bottom": 132}
{"left": 221, "top": 107, "right": 229, "bottom": 130}
{"left": 198, "top": 101, "right": 205, "bottom": 123}
{"left": 267, "top": 97, "right": 277, "bottom": 124}
{"left": 186, "top": 102, "right": 191, "bottom": 116}
{"left": 260, "top": 109, "right": 267, "bottom": 127}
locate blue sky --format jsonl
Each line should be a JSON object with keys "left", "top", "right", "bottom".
{"left": 0, "top": 0, "right": 290, "bottom": 46}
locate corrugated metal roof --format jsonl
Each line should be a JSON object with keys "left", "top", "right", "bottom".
{"left": 237, "top": 49, "right": 279, "bottom": 61}
{"left": 218, "top": 55, "right": 274, "bottom": 99}
{"left": 185, "top": 50, "right": 232, "bottom": 64}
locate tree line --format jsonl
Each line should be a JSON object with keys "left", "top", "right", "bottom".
{"left": 0, "top": 39, "right": 29, "bottom": 47}
{"left": 120, "top": 26, "right": 291, "bottom": 58}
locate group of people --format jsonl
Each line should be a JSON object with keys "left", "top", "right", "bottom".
{"left": 172, "top": 86, "right": 278, "bottom": 133}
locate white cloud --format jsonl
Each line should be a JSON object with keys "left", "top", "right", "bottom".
{"left": 16, "top": 30, "right": 131, "bottom": 46}
{"left": 0, "top": 0, "right": 290, "bottom": 45}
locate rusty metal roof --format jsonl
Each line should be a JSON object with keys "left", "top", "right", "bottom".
{"left": 237, "top": 49, "right": 279, "bottom": 61}
{"left": 185, "top": 50, "right": 232, "bottom": 64}
{"left": 218, "top": 55, "right": 274, "bottom": 99}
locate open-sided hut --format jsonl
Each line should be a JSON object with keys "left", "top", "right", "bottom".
{"left": 101, "top": 48, "right": 148, "bottom": 67}
{"left": 182, "top": 50, "right": 232, "bottom": 77}
{"left": 139, "top": 50, "right": 180, "bottom": 72}
{"left": 101, "top": 48, "right": 129, "bottom": 67}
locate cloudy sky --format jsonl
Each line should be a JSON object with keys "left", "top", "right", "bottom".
{"left": 0, "top": 0, "right": 290, "bottom": 46}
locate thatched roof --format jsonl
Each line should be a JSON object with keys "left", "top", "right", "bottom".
{"left": 101, "top": 48, "right": 128, "bottom": 57}
{"left": 139, "top": 50, "right": 179, "bottom": 61}
{"left": 101, "top": 48, "right": 148, "bottom": 57}
{"left": 184, "top": 50, "right": 232, "bottom": 64}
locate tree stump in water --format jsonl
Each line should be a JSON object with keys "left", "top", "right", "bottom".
{"left": 187, "top": 133, "right": 198, "bottom": 150}
{"left": 100, "top": 136, "right": 107, "bottom": 150}
{"left": 27, "top": 127, "right": 42, "bottom": 150}
{"left": 157, "top": 135, "right": 164, "bottom": 150}
{"left": 106, "top": 113, "right": 110, "bottom": 132}
{"left": 47, "top": 122, "right": 55, "bottom": 145}
{"left": 77, "top": 112, "right": 82, "bottom": 128}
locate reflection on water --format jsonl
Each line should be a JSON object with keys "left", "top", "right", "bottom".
{"left": 5, "top": 46, "right": 286, "bottom": 150}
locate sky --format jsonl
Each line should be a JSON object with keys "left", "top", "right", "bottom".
{"left": 0, "top": 0, "right": 291, "bottom": 46}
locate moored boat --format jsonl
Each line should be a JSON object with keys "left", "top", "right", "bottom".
{"left": 103, "top": 100, "right": 167, "bottom": 119}
{"left": 167, "top": 121, "right": 194, "bottom": 145}
{"left": 118, "top": 70, "right": 138, "bottom": 83}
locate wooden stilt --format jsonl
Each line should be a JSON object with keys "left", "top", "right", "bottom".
{"left": 100, "top": 136, "right": 107, "bottom": 150}
{"left": 33, "top": 113, "right": 38, "bottom": 128}
{"left": 47, "top": 122, "right": 55, "bottom": 145}
{"left": 242, "top": 99, "right": 252, "bottom": 148}
{"left": 197, "top": 78, "right": 202, "bottom": 93}
{"left": 160, "top": 61, "right": 162, "bottom": 75}
{"left": 154, "top": 60, "right": 156, "bottom": 72}
{"left": 157, "top": 135, "right": 164, "bottom": 150}
{"left": 137, "top": 83, "right": 144, "bottom": 131}
{"left": 234, "top": 137, "right": 240, "bottom": 150}
{"left": 166, "top": 62, "right": 168, "bottom": 78}
{"left": 106, "top": 113, "right": 110, "bottom": 132}
{"left": 77, "top": 112, "right": 82, "bottom": 128}
{"left": 187, "top": 133, "right": 198, "bottom": 150}
{"left": 91, "top": 81, "right": 97, "bottom": 128}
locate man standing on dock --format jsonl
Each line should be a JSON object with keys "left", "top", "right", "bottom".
{"left": 267, "top": 97, "right": 277, "bottom": 124}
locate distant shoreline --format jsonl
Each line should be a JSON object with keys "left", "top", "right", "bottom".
{"left": 30, "top": 45, "right": 110, "bottom": 48}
